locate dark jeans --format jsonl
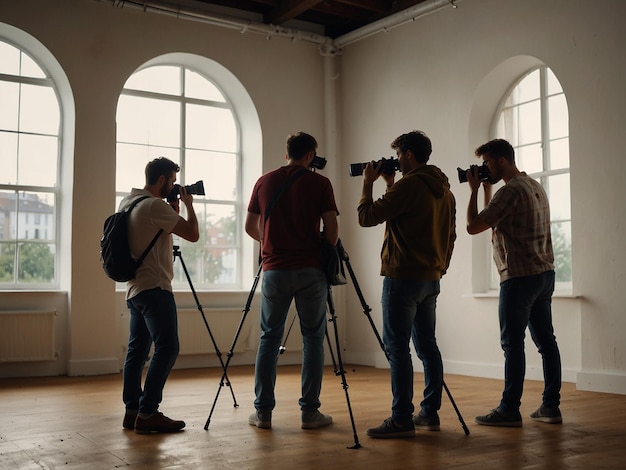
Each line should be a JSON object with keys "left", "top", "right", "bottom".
{"left": 498, "top": 270, "right": 561, "bottom": 412}
{"left": 254, "top": 268, "right": 328, "bottom": 412}
{"left": 381, "top": 276, "right": 443, "bottom": 423}
{"left": 123, "top": 288, "right": 180, "bottom": 414}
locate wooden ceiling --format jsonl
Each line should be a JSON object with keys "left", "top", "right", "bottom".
{"left": 183, "top": 0, "right": 433, "bottom": 38}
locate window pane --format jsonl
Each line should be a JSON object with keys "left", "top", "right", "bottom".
{"left": 211, "top": 248, "right": 237, "bottom": 285}
{"left": 517, "top": 143, "right": 543, "bottom": 175}
{"left": 186, "top": 105, "right": 237, "bottom": 152}
{"left": 117, "top": 95, "right": 181, "bottom": 147}
{"left": 186, "top": 150, "right": 237, "bottom": 200}
{"left": 123, "top": 65, "right": 181, "bottom": 95}
{"left": 0, "top": 41, "right": 21, "bottom": 76}
{"left": 18, "top": 134, "right": 58, "bottom": 186}
{"left": 0, "top": 131, "right": 18, "bottom": 184}
{"left": 546, "top": 174, "right": 571, "bottom": 220}
{"left": 548, "top": 94, "right": 569, "bottom": 140}
{"left": 185, "top": 70, "right": 226, "bottom": 102}
{"left": 18, "top": 242, "right": 55, "bottom": 283}
{"left": 516, "top": 100, "right": 542, "bottom": 145}
{"left": 0, "top": 242, "right": 16, "bottom": 283}
{"left": 551, "top": 220, "right": 572, "bottom": 283}
{"left": 0, "top": 81, "right": 20, "bottom": 131}
{"left": 19, "top": 84, "right": 60, "bottom": 134}
{"left": 116, "top": 143, "right": 181, "bottom": 192}
{"left": 495, "top": 108, "right": 517, "bottom": 145}
{"left": 205, "top": 203, "right": 236, "bottom": 246}
{"left": 17, "top": 192, "right": 55, "bottom": 241}
{"left": 514, "top": 69, "right": 540, "bottom": 104}
{"left": 549, "top": 138, "right": 569, "bottom": 171}
{"left": 20, "top": 52, "right": 46, "bottom": 78}
{"left": 547, "top": 68, "right": 563, "bottom": 95}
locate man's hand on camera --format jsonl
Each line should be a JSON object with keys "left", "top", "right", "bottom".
{"left": 363, "top": 160, "right": 382, "bottom": 185}
{"left": 179, "top": 186, "right": 194, "bottom": 208}
{"left": 466, "top": 165, "right": 482, "bottom": 192}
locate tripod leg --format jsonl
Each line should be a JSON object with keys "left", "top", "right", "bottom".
{"left": 174, "top": 247, "right": 237, "bottom": 409}
{"left": 278, "top": 312, "right": 297, "bottom": 355}
{"left": 443, "top": 380, "right": 470, "bottom": 435}
{"left": 204, "top": 263, "right": 262, "bottom": 430}
{"left": 326, "top": 286, "right": 362, "bottom": 449}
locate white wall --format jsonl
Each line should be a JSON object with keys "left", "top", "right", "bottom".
{"left": 338, "top": 0, "right": 626, "bottom": 395}
{"left": 1, "top": 0, "right": 625, "bottom": 395}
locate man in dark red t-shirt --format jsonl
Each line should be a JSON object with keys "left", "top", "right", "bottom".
{"left": 245, "top": 132, "right": 338, "bottom": 430}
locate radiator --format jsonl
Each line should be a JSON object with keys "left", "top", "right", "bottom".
{"left": 0, "top": 310, "right": 57, "bottom": 362}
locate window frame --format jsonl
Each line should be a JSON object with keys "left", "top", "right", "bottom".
{"left": 115, "top": 57, "right": 262, "bottom": 292}
{"left": 489, "top": 65, "right": 572, "bottom": 293}
{"left": 0, "top": 38, "right": 62, "bottom": 290}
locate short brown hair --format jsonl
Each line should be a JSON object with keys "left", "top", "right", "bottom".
{"left": 391, "top": 130, "right": 432, "bottom": 163}
{"left": 286, "top": 132, "right": 318, "bottom": 160}
{"left": 145, "top": 157, "right": 180, "bottom": 185}
{"left": 475, "top": 139, "right": 515, "bottom": 164}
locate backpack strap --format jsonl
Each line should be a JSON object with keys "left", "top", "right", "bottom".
{"left": 126, "top": 195, "right": 163, "bottom": 266}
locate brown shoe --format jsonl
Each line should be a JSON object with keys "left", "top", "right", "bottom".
{"left": 123, "top": 409, "right": 138, "bottom": 430}
{"left": 134, "top": 411, "right": 186, "bottom": 434}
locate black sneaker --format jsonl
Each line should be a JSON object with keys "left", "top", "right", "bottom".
{"left": 248, "top": 410, "right": 272, "bottom": 429}
{"left": 134, "top": 411, "right": 185, "bottom": 434}
{"left": 413, "top": 411, "right": 440, "bottom": 431}
{"left": 123, "top": 409, "right": 138, "bottom": 430}
{"left": 530, "top": 405, "right": 562, "bottom": 424}
{"left": 475, "top": 408, "right": 522, "bottom": 427}
{"left": 366, "top": 417, "right": 415, "bottom": 439}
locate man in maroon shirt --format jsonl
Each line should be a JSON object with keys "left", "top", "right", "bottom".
{"left": 245, "top": 132, "right": 339, "bottom": 430}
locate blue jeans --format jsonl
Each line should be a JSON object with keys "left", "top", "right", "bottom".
{"left": 254, "top": 268, "right": 328, "bottom": 412}
{"left": 123, "top": 288, "right": 180, "bottom": 414}
{"left": 498, "top": 270, "right": 561, "bottom": 412}
{"left": 382, "top": 277, "right": 443, "bottom": 423}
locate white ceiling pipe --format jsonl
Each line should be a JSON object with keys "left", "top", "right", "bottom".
{"left": 334, "top": 0, "right": 464, "bottom": 49}
{"left": 100, "top": 0, "right": 334, "bottom": 48}
{"left": 98, "top": 0, "right": 463, "bottom": 53}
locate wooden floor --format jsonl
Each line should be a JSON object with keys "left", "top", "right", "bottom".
{"left": 1, "top": 365, "right": 625, "bottom": 469}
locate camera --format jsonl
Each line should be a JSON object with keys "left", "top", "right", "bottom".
{"left": 349, "top": 157, "right": 399, "bottom": 177}
{"left": 311, "top": 155, "right": 327, "bottom": 170}
{"left": 457, "top": 165, "right": 490, "bottom": 184}
{"left": 167, "top": 180, "right": 205, "bottom": 202}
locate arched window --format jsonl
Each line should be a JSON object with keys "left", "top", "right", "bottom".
{"left": 493, "top": 65, "right": 572, "bottom": 289}
{"left": 116, "top": 61, "right": 252, "bottom": 290}
{"left": 0, "top": 39, "right": 61, "bottom": 288}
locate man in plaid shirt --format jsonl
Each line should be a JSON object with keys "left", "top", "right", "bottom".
{"left": 465, "top": 139, "right": 562, "bottom": 427}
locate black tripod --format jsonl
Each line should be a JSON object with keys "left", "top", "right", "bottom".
{"left": 172, "top": 245, "right": 238, "bottom": 408}
{"left": 335, "top": 240, "right": 470, "bottom": 436}
{"left": 202, "top": 262, "right": 361, "bottom": 447}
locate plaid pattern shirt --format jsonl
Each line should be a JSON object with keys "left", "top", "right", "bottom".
{"left": 479, "top": 174, "right": 554, "bottom": 282}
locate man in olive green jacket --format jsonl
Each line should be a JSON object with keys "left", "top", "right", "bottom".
{"left": 358, "top": 130, "right": 456, "bottom": 439}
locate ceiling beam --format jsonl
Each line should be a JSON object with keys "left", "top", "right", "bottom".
{"left": 333, "top": 0, "right": 389, "bottom": 14}
{"left": 267, "top": 0, "right": 323, "bottom": 25}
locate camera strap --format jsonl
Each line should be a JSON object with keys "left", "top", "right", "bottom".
{"left": 263, "top": 168, "right": 308, "bottom": 223}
